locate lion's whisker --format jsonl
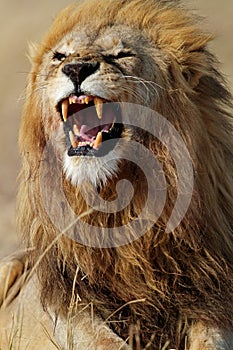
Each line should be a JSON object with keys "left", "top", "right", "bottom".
{"left": 121, "top": 75, "right": 163, "bottom": 100}
{"left": 123, "top": 75, "right": 165, "bottom": 91}
{"left": 120, "top": 85, "right": 148, "bottom": 103}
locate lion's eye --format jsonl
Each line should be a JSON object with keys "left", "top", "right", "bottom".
{"left": 114, "top": 52, "right": 136, "bottom": 59}
{"left": 106, "top": 51, "right": 136, "bottom": 60}
{"left": 52, "top": 52, "right": 67, "bottom": 61}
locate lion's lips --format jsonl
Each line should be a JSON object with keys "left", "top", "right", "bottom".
{"left": 59, "top": 95, "right": 123, "bottom": 157}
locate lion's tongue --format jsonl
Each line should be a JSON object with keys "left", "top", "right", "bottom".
{"left": 72, "top": 104, "right": 116, "bottom": 142}
{"left": 79, "top": 125, "right": 99, "bottom": 141}
{"left": 65, "top": 102, "right": 118, "bottom": 150}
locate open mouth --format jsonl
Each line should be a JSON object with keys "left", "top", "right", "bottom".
{"left": 58, "top": 95, "right": 123, "bottom": 157}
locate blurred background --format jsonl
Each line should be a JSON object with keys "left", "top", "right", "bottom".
{"left": 0, "top": 0, "right": 232, "bottom": 257}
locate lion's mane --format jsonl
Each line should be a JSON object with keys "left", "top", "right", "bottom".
{"left": 18, "top": 0, "right": 233, "bottom": 348}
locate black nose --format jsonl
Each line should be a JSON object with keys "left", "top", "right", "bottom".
{"left": 62, "top": 62, "right": 99, "bottom": 86}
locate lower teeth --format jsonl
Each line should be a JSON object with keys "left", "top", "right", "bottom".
{"left": 73, "top": 124, "right": 80, "bottom": 136}
{"left": 93, "top": 132, "right": 102, "bottom": 149}
{"left": 68, "top": 130, "right": 102, "bottom": 150}
{"left": 69, "top": 130, "right": 78, "bottom": 148}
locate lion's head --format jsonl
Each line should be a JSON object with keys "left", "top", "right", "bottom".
{"left": 18, "top": 0, "right": 233, "bottom": 348}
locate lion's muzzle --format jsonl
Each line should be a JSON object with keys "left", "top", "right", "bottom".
{"left": 62, "top": 62, "right": 100, "bottom": 90}
{"left": 59, "top": 96, "right": 123, "bottom": 157}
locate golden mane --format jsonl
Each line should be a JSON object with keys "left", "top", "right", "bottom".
{"left": 18, "top": 0, "right": 233, "bottom": 348}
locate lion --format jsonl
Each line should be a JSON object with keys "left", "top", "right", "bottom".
{"left": 1, "top": 0, "right": 233, "bottom": 349}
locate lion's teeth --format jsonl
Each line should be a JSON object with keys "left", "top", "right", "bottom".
{"left": 94, "top": 97, "right": 103, "bottom": 119}
{"left": 69, "top": 96, "right": 78, "bottom": 104}
{"left": 62, "top": 99, "right": 69, "bottom": 122}
{"left": 73, "top": 124, "right": 80, "bottom": 136}
{"left": 69, "top": 130, "right": 78, "bottom": 148}
{"left": 93, "top": 132, "right": 102, "bottom": 149}
{"left": 78, "top": 96, "right": 90, "bottom": 105}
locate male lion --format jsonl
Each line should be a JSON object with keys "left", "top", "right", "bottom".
{"left": 1, "top": 0, "right": 233, "bottom": 349}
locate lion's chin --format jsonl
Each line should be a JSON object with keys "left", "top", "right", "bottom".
{"left": 63, "top": 150, "right": 120, "bottom": 187}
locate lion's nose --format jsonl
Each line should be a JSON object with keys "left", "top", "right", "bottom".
{"left": 62, "top": 62, "right": 100, "bottom": 86}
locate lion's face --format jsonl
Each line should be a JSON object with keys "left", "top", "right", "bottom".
{"left": 37, "top": 23, "right": 165, "bottom": 186}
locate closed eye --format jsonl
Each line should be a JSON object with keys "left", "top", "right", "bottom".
{"left": 105, "top": 51, "right": 136, "bottom": 60}
{"left": 52, "top": 51, "right": 67, "bottom": 61}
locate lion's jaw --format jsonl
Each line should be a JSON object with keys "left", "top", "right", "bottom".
{"left": 39, "top": 25, "right": 161, "bottom": 187}
{"left": 63, "top": 147, "right": 122, "bottom": 187}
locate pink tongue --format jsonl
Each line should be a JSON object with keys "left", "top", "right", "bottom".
{"left": 80, "top": 125, "right": 98, "bottom": 141}
{"left": 72, "top": 104, "right": 116, "bottom": 143}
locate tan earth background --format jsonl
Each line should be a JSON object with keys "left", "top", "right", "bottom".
{"left": 0, "top": 0, "right": 233, "bottom": 258}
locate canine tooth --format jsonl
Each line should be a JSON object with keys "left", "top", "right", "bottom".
{"left": 69, "top": 130, "right": 78, "bottom": 148}
{"left": 73, "top": 124, "right": 80, "bottom": 136}
{"left": 93, "top": 132, "right": 102, "bottom": 149}
{"left": 85, "top": 97, "right": 90, "bottom": 104}
{"left": 94, "top": 97, "right": 103, "bottom": 119}
{"left": 110, "top": 121, "right": 115, "bottom": 130}
{"left": 62, "top": 99, "right": 69, "bottom": 121}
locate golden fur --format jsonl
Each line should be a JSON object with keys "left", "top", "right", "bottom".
{"left": 17, "top": 0, "right": 233, "bottom": 349}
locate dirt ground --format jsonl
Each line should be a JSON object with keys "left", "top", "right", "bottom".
{"left": 0, "top": 0, "right": 232, "bottom": 258}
